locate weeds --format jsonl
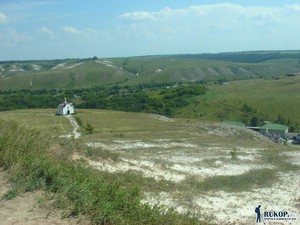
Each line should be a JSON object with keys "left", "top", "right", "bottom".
{"left": 261, "top": 148, "right": 300, "bottom": 172}
{"left": 2, "top": 189, "right": 18, "bottom": 200}
{"left": 185, "top": 168, "right": 277, "bottom": 192}
{"left": 230, "top": 147, "right": 238, "bottom": 160}
{"left": 80, "top": 146, "right": 119, "bottom": 161}
{"left": 0, "top": 119, "right": 204, "bottom": 225}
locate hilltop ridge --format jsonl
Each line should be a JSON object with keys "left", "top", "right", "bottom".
{"left": 0, "top": 50, "right": 300, "bottom": 90}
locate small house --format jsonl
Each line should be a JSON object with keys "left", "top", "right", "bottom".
{"left": 56, "top": 98, "right": 74, "bottom": 115}
{"left": 260, "top": 123, "right": 288, "bottom": 139}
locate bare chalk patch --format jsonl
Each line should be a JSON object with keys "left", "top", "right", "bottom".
{"left": 72, "top": 154, "right": 186, "bottom": 182}
{"left": 51, "top": 63, "right": 66, "bottom": 70}
{"left": 86, "top": 139, "right": 197, "bottom": 150}
{"left": 64, "top": 62, "right": 84, "bottom": 69}
{"left": 281, "top": 151, "right": 300, "bottom": 166}
{"left": 193, "top": 172, "right": 300, "bottom": 224}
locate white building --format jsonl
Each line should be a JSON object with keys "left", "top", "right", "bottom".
{"left": 56, "top": 98, "right": 74, "bottom": 115}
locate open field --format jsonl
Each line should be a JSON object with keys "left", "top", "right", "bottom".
{"left": 1, "top": 109, "right": 299, "bottom": 224}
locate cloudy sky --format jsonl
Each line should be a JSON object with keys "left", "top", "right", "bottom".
{"left": 1, "top": 0, "right": 300, "bottom": 60}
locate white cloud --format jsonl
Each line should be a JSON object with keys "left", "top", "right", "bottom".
{"left": 118, "top": 3, "right": 300, "bottom": 54}
{"left": 37, "top": 26, "right": 54, "bottom": 37}
{"left": 121, "top": 3, "right": 289, "bottom": 26}
{"left": 122, "top": 11, "right": 156, "bottom": 21}
{"left": 0, "top": 12, "right": 8, "bottom": 24}
{"left": 63, "top": 26, "right": 79, "bottom": 33}
{"left": 7, "top": 28, "right": 32, "bottom": 42}
{"left": 121, "top": 7, "right": 182, "bottom": 21}
{"left": 286, "top": 4, "right": 300, "bottom": 12}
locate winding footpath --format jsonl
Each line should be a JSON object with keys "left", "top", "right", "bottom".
{"left": 65, "top": 115, "right": 81, "bottom": 139}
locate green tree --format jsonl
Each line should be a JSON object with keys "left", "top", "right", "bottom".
{"left": 250, "top": 116, "right": 259, "bottom": 126}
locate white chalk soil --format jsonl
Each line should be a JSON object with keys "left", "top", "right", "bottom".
{"left": 76, "top": 123, "right": 300, "bottom": 225}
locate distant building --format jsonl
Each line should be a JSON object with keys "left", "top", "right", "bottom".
{"left": 56, "top": 98, "right": 74, "bottom": 115}
{"left": 260, "top": 123, "right": 288, "bottom": 139}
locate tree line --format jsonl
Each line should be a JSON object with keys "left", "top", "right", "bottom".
{"left": 0, "top": 84, "right": 207, "bottom": 117}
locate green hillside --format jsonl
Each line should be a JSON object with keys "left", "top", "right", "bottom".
{"left": 1, "top": 51, "right": 300, "bottom": 89}
{"left": 178, "top": 75, "right": 300, "bottom": 129}
{"left": 0, "top": 59, "right": 131, "bottom": 90}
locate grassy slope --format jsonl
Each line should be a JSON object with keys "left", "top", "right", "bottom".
{"left": 178, "top": 75, "right": 300, "bottom": 127}
{"left": 119, "top": 57, "right": 300, "bottom": 85}
{"left": 0, "top": 60, "right": 131, "bottom": 90}
{"left": 0, "top": 117, "right": 202, "bottom": 225}
{"left": 1, "top": 109, "right": 298, "bottom": 224}
{"left": 1, "top": 51, "right": 300, "bottom": 89}
{"left": 0, "top": 109, "right": 72, "bottom": 133}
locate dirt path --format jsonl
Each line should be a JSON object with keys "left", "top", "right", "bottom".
{"left": 65, "top": 115, "right": 81, "bottom": 139}
{"left": 0, "top": 168, "right": 86, "bottom": 225}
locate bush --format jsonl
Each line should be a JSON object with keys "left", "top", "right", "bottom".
{"left": 85, "top": 123, "right": 94, "bottom": 134}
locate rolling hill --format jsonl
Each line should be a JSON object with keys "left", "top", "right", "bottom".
{"left": 1, "top": 50, "right": 300, "bottom": 89}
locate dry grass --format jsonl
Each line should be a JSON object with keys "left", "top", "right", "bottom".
{"left": 1, "top": 109, "right": 299, "bottom": 224}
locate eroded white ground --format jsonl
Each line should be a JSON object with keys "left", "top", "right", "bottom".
{"left": 73, "top": 123, "right": 300, "bottom": 224}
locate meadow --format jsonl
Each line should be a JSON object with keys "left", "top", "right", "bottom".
{"left": 0, "top": 109, "right": 299, "bottom": 224}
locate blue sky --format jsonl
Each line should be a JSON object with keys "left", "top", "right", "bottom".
{"left": 1, "top": 0, "right": 300, "bottom": 60}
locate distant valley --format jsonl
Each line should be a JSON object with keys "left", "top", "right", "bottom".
{"left": 1, "top": 50, "right": 300, "bottom": 130}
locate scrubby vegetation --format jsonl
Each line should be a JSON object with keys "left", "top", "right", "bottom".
{"left": 0, "top": 119, "right": 206, "bottom": 225}
{"left": 0, "top": 84, "right": 207, "bottom": 117}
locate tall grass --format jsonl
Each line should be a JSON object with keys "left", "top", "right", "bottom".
{"left": 0, "top": 119, "right": 205, "bottom": 225}
{"left": 185, "top": 169, "right": 277, "bottom": 192}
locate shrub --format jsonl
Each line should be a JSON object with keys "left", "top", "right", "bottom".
{"left": 85, "top": 123, "right": 94, "bottom": 134}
